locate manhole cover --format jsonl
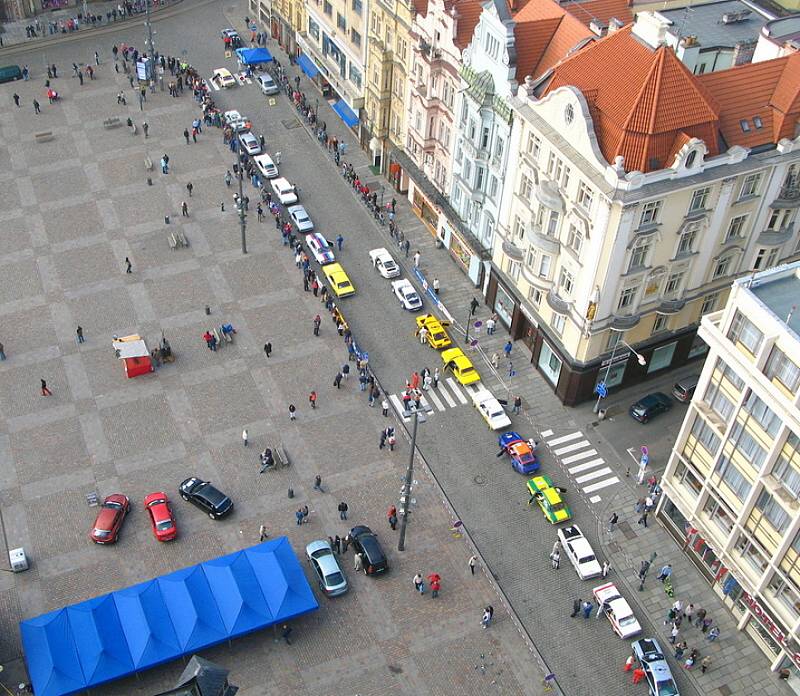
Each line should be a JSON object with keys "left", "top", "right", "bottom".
{"left": 388, "top": 665, "right": 403, "bottom": 674}
{"left": 473, "top": 474, "right": 487, "bottom": 485}
{"left": 281, "top": 119, "right": 303, "bottom": 130}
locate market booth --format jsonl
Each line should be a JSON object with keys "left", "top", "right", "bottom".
{"left": 112, "top": 335, "right": 153, "bottom": 378}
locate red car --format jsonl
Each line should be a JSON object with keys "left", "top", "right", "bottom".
{"left": 89, "top": 494, "right": 130, "bottom": 544}
{"left": 144, "top": 492, "right": 177, "bottom": 542}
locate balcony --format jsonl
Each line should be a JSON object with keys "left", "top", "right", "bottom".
{"left": 771, "top": 181, "right": 800, "bottom": 209}
{"left": 655, "top": 298, "right": 686, "bottom": 315}
{"left": 546, "top": 289, "right": 571, "bottom": 314}
{"left": 501, "top": 239, "right": 525, "bottom": 262}
{"left": 758, "top": 224, "right": 795, "bottom": 246}
{"left": 524, "top": 223, "right": 560, "bottom": 255}
{"left": 460, "top": 137, "right": 489, "bottom": 163}
{"left": 610, "top": 313, "right": 641, "bottom": 330}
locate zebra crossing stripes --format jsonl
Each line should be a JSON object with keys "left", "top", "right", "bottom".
{"left": 542, "top": 429, "right": 620, "bottom": 503}
{"left": 388, "top": 380, "right": 468, "bottom": 421}
{"left": 446, "top": 378, "right": 469, "bottom": 404}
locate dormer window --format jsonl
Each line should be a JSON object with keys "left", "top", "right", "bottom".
{"left": 685, "top": 150, "right": 696, "bottom": 168}
{"left": 564, "top": 104, "right": 574, "bottom": 125}
{"left": 740, "top": 119, "right": 751, "bottom": 133}
{"left": 753, "top": 116, "right": 763, "bottom": 129}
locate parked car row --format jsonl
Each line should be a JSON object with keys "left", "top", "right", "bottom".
{"left": 89, "top": 479, "right": 233, "bottom": 545}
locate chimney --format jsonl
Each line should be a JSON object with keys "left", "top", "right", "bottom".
{"left": 608, "top": 17, "right": 625, "bottom": 33}
{"left": 631, "top": 11, "right": 672, "bottom": 47}
{"left": 590, "top": 19, "right": 608, "bottom": 36}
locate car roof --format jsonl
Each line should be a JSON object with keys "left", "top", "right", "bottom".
{"left": 306, "top": 539, "right": 332, "bottom": 556}
{"left": 288, "top": 204, "right": 307, "bottom": 214}
{"left": 309, "top": 232, "right": 328, "bottom": 244}
{"left": 370, "top": 247, "right": 391, "bottom": 259}
{"left": 240, "top": 131, "right": 256, "bottom": 140}
{"left": 594, "top": 582, "right": 622, "bottom": 602}
{"left": 351, "top": 525, "right": 373, "bottom": 537}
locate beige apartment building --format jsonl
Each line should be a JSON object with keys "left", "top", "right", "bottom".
{"left": 491, "top": 16, "right": 800, "bottom": 405}
{"left": 659, "top": 262, "right": 800, "bottom": 683}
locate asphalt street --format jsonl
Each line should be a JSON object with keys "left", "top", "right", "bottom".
{"left": 0, "top": 4, "right": 701, "bottom": 694}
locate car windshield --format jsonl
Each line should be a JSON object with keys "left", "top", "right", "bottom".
{"left": 325, "top": 571, "right": 345, "bottom": 586}
{"left": 337, "top": 281, "right": 350, "bottom": 289}
{"left": 156, "top": 520, "right": 174, "bottom": 531}
{"left": 104, "top": 501, "right": 122, "bottom": 509}
{"left": 657, "top": 678, "right": 679, "bottom": 696}
{"left": 94, "top": 529, "right": 111, "bottom": 537}
{"left": 618, "top": 614, "right": 637, "bottom": 627}
{"left": 578, "top": 554, "right": 596, "bottom": 563}
{"left": 432, "top": 331, "right": 446, "bottom": 341}
{"left": 550, "top": 501, "right": 566, "bottom": 512}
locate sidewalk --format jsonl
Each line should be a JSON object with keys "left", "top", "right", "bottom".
{"left": 261, "top": 36, "right": 793, "bottom": 696}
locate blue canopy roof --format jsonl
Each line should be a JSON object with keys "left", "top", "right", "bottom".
{"left": 20, "top": 538, "right": 318, "bottom": 696}
{"left": 332, "top": 100, "right": 359, "bottom": 129}
{"left": 297, "top": 54, "right": 320, "bottom": 78}
{"left": 236, "top": 47, "right": 274, "bottom": 64}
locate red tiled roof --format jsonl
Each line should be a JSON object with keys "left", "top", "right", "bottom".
{"left": 414, "top": 0, "right": 430, "bottom": 18}
{"left": 451, "top": 0, "right": 485, "bottom": 50}
{"left": 664, "top": 131, "right": 693, "bottom": 168}
{"left": 561, "top": 0, "right": 633, "bottom": 28}
{"left": 542, "top": 26, "right": 721, "bottom": 172}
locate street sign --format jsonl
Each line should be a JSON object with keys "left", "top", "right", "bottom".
{"left": 595, "top": 381, "right": 608, "bottom": 398}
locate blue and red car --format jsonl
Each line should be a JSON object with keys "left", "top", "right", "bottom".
{"left": 498, "top": 432, "right": 540, "bottom": 474}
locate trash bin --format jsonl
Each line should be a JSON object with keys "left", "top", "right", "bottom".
{"left": 9, "top": 547, "right": 29, "bottom": 572}
{"left": 598, "top": 408, "right": 607, "bottom": 421}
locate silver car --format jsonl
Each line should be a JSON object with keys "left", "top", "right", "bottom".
{"left": 257, "top": 74, "right": 280, "bottom": 95}
{"left": 305, "top": 540, "right": 348, "bottom": 596}
{"left": 288, "top": 204, "right": 314, "bottom": 233}
{"left": 239, "top": 131, "right": 261, "bottom": 156}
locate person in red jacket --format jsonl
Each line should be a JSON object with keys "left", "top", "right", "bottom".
{"left": 428, "top": 573, "right": 441, "bottom": 598}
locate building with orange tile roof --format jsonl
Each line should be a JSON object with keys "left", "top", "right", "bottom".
{"left": 489, "top": 12, "right": 800, "bottom": 405}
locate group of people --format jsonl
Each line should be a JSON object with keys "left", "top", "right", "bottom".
{"left": 663, "top": 599, "right": 719, "bottom": 672}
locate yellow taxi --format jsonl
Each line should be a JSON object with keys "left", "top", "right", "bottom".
{"left": 526, "top": 475, "right": 572, "bottom": 524}
{"left": 415, "top": 314, "right": 452, "bottom": 349}
{"left": 322, "top": 263, "right": 355, "bottom": 298}
{"left": 441, "top": 348, "right": 481, "bottom": 385}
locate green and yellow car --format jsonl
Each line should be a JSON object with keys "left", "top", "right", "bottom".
{"left": 526, "top": 474, "right": 572, "bottom": 524}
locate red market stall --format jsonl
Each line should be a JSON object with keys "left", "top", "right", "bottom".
{"left": 113, "top": 335, "right": 154, "bottom": 378}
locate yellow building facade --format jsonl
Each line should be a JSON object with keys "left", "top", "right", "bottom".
{"left": 660, "top": 262, "right": 800, "bottom": 681}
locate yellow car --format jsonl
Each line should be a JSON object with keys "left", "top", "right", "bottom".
{"left": 441, "top": 348, "right": 480, "bottom": 385}
{"left": 415, "top": 314, "right": 452, "bottom": 349}
{"left": 322, "top": 263, "right": 355, "bottom": 298}
{"left": 526, "top": 475, "right": 572, "bottom": 524}
{"left": 212, "top": 67, "right": 237, "bottom": 88}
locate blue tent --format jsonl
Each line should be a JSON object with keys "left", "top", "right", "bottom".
{"left": 20, "top": 538, "right": 318, "bottom": 696}
{"left": 236, "top": 47, "right": 273, "bottom": 64}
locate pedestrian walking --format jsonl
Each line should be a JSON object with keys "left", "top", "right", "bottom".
{"left": 512, "top": 395, "right": 522, "bottom": 415}
{"left": 428, "top": 573, "right": 441, "bottom": 598}
{"left": 184, "top": 128, "right": 190, "bottom": 144}
{"left": 301, "top": 505, "right": 309, "bottom": 523}
{"left": 669, "top": 624, "right": 680, "bottom": 644}
{"left": 433, "top": 278, "right": 440, "bottom": 294}
{"left": 684, "top": 649, "right": 699, "bottom": 670}
{"left": 76, "top": 326, "right": 85, "bottom": 344}
{"left": 342, "top": 534, "right": 351, "bottom": 554}
{"left": 186, "top": 182, "right": 193, "bottom": 197}
{"left": 570, "top": 598, "right": 581, "bottom": 617}
{"left": 13, "top": 93, "right": 19, "bottom": 107}
{"left": 638, "top": 511, "right": 649, "bottom": 527}
{"left": 33, "top": 99, "right": 41, "bottom": 114}
{"left": 673, "top": 641, "right": 687, "bottom": 660}
{"left": 341, "top": 363, "right": 350, "bottom": 380}
{"left": 181, "top": 201, "right": 189, "bottom": 217}
{"left": 40, "top": 378, "right": 52, "bottom": 396}
{"left": 701, "top": 618, "right": 714, "bottom": 634}
{"left": 288, "top": 404, "right": 296, "bottom": 420}
{"left": 259, "top": 524, "right": 268, "bottom": 541}
{"left": 94, "top": 50, "right": 100, "bottom": 65}
{"left": 468, "top": 555, "right": 477, "bottom": 575}
{"left": 242, "top": 429, "right": 248, "bottom": 446}
{"left": 582, "top": 600, "right": 593, "bottom": 618}
{"left": 550, "top": 549, "right": 560, "bottom": 569}
{"left": 142, "top": 121, "right": 149, "bottom": 138}
{"left": 333, "top": 372, "right": 343, "bottom": 389}
{"left": 281, "top": 624, "right": 293, "bottom": 645}
{"left": 381, "top": 399, "right": 389, "bottom": 417}
{"left": 470, "top": 297, "right": 480, "bottom": 315}
{"left": 632, "top": 668, "right": 646, "bottom": 685}
{"left": 657, "top": 564, "right": 673, "bottom": 582}
{"left": 354, "top": 552, "right": 364, "bottom": 572}
{"left": 0, "top": 341, "right": 5, "bottom": 361}
{"left": 694, "top": 608, "right": 707, "bottom": 628}
{"left": 706, "top": 626, "right": 720, "bottom": 641}
{"left": 684, "top": 603, "right": 695, "bottom": 622}
{"left": 624, "top": 656, "right": 635, "bottom": 672}
{"left": 313, "top": 314, "right": 321, "bottom": 336}
{"left": 313, "top": 474, "right": 323, "bottom": 491}
{"left": 481, "top": 606, "right": 493, "bottom": 629}
{"left": 388, "top": 504, "right": 397, "bottom": 530}
{"left": 602, "top": 560, "right": 611, "bottom": 577}
{"left": 504, "top": 340, "right": 513, "bottom": 358}
{"left": 607, "top": 512, "right": 619, "bottom": 533}
{"left": 413, "top": 573, "right": 424, "bottom": 594}
{"left": 225, "top": 170, "right": 232, "bottom": 187}
{"left": 413, "top": 250, "right": 420, "bottom": 268}
{"left": 309, "top": 391, "right": 317, "bottom": 409}
{"left": 336, "top": 234, "right": 344, "bottom": 251}
{"left": 334, "top": 535, "right": 341, "bottom": 554}
{"left": 295, "top": 509, "right": 304, "bottom": 525}
{"left": 338, "top": 501, "right": 348, "bottom": 520}
{"left": 264, "top": 342, "right": 272, "bottom": 358}
{"left": 486, "top": 318, "right": 496, "bottom": 335}
{"left": 700, "top": 656, "right": 712, "bottom": 673}
{"left": 379, "top": 429, "right": 387, "bottom": 450}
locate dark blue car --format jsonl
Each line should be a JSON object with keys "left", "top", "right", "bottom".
{"left": 498, "top": 431, "right": 540, "bottom": 474}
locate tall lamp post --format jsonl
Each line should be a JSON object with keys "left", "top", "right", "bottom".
{"left": 398, "top": 407, "right": 425, "bottom": 551}
{"left": 237, "top": 145, "right": 248, "bottom": 254}
{"left": 593, "top": 337, "right": 646, "bottom": 413}
{"left": 144, "top": 0, "right": 156, "bottom": 57}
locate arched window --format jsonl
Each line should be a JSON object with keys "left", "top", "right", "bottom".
{"left": 686, "top": 150, "right": 697, "bottom": 168}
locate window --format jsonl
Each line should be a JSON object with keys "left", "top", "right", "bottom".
{"left": 702, "top": 497, "right": 734, "bottom": 534}
{"left": 677, "top": 229, "right": 696, "bottom": 255}
{"left": 740, "top": 173, "right": 761, "bottom": 199}
{"left": 546, "top": 154, "right": 569, "bottom": 187}
{"left": 716, "top": 458, "right": 752, "bottom": 501}
{"left": 526, "top": 134, "right": 541, "bottom": 162}
{"left": 740, "top": 119, "right": 751, "bottom": 132}
{"left": 352, "top": 0, "right": 362, "bottom": 13}
{"left": 652, "top": 314, "right": 669, "bottom": 334}
{"left": 727, "top": 310, "right": 764, "bottom": 355}
{"left": 507, "top": 259, "right": 520, "bottom": 281}
{"left": 755, "top": 490, "right": 790, "bottom": 533}
{"left": 348, "top": 64, "right": 362, "bottom": 89}
{"left": 618, "top": 286, "right": 637, "bottom": 310}
{"left": 308, "top": 17, "right": 320, "bottom": 40}
{"left": 672, "top": 462, "right": 703, "bottom": 497}
{"left": 743, "top": 392, "right": 781, "bottom": 437}
{"left": 729, "top": 422, "right": 767, "bottom": 470}
{"left": 494, "top": 137, "right": 504, "bottom": 163}
{"left": 689, "top": 187, "right": 710, "bottom": 212}
{"left": 323, "top": 0, "right": 332, "bottom": 14}
{"left": 773, "top": 433, "right": 800, "bottom": 498}
{"left": 628, "top": 238, "right": 651, "bottom": 271}
{"left": 700, "top": 292, "right": 719, "bottom": 315}
{"left": 764, "top": 346, "right": 800, "bottom": 392}
{"left": 727, "top": 215, "right": 747, "bottom": 241}
{"left": 546, "top": 211, "right": 560, "bottom": 237}
{"left": 475, "top": 166, "right": 485, "bottom": 191}
{"left": 564, "top": 104, "right": 574, "bottom": 125}
{"left": 704, "top": 382, "right": 735, "bottom": 422}
{"left": 639, "top": 200, "right": 662, "bottom": 226}
{"left": 566, "top": 224, "right": 583, "bottom": 254}
{"left": 350, "top": 29, "right": 361, "bottom": 47}
{"left": 768, "top": 209, "right": 793, "bottom": 231}
{"left": 558, "top": 268, "right": 574, "bottom": 296}
{"left": 488, "top": 175, "right": 498, "bottom": 198}
{"left": 606, "top": 330, "right": 622, "bottom": 351}
{"left": 483, "top": 32, "right": 500, "bottom": 59}
{"left": 754, "top": 116, "right": 763, "bottom": 129}
{"left": 735, "top": 535, "right": 768, "bottom": 573}
{"left": 664, "top": 272, "right": 683, "bottom": 297}
{"left": 691, "top": 417, "right": 721, "bottom": 454}
{"left": 716, "top": 357, "right": 745, "bottom": 391}
{"left": 337, "top": 12, "right": 346, "bottom": 30}
{"left": 713, "top": 254, "right": 733, "bottom": 279}
{"left": 685, "top": 150, "right": 697, "bottom": 168}
{"left": 538, "top": 254, "right": 552, "bottom": 279}
{"left": 577, "top": 182, "right": 594, "bottom": 211}
{"left": 767, "top": 576, "right": 800, "bottom": 623}
{"left": 519, "top": 174, "right": 533, "bottom": 200}
{"left": 398, "top": 38, "right": 407, "bottom": 60}
{"left": 529, "top": 287, "right": 543, "bottom": 306}
{"left": 513, "top": 215, "right": 525, "bottom": 241}
{"left": 480, "top": 126, "right": 489, "bottom": 150}
{"left": 552, "top": 313, "right": 566, "bottom": 336}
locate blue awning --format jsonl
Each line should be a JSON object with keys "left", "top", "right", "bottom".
{"left": 235, "top": 47, "right": 273, "bottom": 64}
{"left": 297, "top": 54, "right": 319, "bottom": 78}
{"left": 332, "top": 99, "right": 359, "bottom": 128}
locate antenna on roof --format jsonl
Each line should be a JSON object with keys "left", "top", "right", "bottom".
{"left": 675, "top": 1, "right": 694, "bottom": 43}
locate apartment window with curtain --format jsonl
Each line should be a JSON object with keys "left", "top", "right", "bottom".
{"left": 567, "top": 225, "right": 583, "bottom": 254}
{"left": 702, "top": 496, "right": 734, "bottom": 535}
{"left": 727, "top": 310, "right": 764, "bottom": 355}
{"left": 689, "top": 187, "right": 710, "bottom": 212}
{"left": 552, "top": 313, "right": 566, "bottom": 335}
{"left": 618, "top": 286, "right": 637, "bottom": 310}
{"left": 577, "top": 182, "right": 594, "bottom": 211}
{"left": 773, "top": 433, "right": 800, "bottom": 499}
{"left": 764, "top": 346, "right": 800, "bottom": 392}
{"left": 639, "top": 200, "right": 662, "bottom": 226}
{"left": 558, "top": 268, "right": 574, "bottom": 296}
{"left": 735, "top": 535, "right": 769, "bottom": 573}
{"left": 755, "top": 489, "right": 791, "bottom": 533}
{"left": 519, "top": 173, "right": 533, "bottom": 200}
{"left": 726, "top": 215, "right": 747, "bottom": 241}
{"left": 740, "top": 173, "right": 761, "bottom": 199}
{"left": 677, "top": 229, "right": 696, "bottom": 255}
{"left": 716, "top": 457, "right": 752, "bottom": 501}
{"left": 691, "top": 416, "right": 721, "bottom": 455}
{"left": 526, "top": 134, "right": 541, "bottom": 162}
{"left": 742, "top": 391, "right": 781, "bottom": 437}
{"left": 728, "top": 422, "right": 767, "bottom": 471}
{"left": 628, "top": 237, "right": 652, "bottom": 271}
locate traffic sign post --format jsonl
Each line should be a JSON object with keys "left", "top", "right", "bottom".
{"left": 595, "top": 381, "right": 608, "bottom": 398}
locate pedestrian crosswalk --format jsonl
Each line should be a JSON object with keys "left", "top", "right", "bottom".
{"left": 540, "top": 429, "right": 620, "bottom": 504}
{"left": 389, "top": 377, "right": 468, "bottom": 421}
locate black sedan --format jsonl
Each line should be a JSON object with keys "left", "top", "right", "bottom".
{"left": 629, "top": 392, "right": 673, "bottom": 423}
{"left": 350, "top": 525, "right": 388, "bottom": 575}
{"left": 179, "top": 478, "right": 233, "bottom": 519}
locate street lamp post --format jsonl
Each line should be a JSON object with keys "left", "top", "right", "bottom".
{"left": 465, "top": 307, "right": 472, "bottom": 343}
{"left": 638, "top": 551, "right": 658, "bottom": 591}
{"left": 238, "top": 146, "right": 248, "bottom": 254}
{"left": 144, "top": 0, "right": 156, "bottom": 57}
{"left": 593, "top": 338, "right": 646, "bottom": 413}
{"left": 397, "top": 409, "right": 421, "bottom": 552}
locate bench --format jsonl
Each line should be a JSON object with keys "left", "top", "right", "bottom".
{"left": 168, "top": 232, "right": 190, "bottom": 249}
{"left": 177, "top": 231, "right": 189, "bottom": 247}
{"left": 274, "top": 442, "right": 290, "bottom": 468}
{"left": 34, "top": 131, "right": 54, "bottom": 143}
{"left": 103, "top": 117, "right": 122, "bottom": 129}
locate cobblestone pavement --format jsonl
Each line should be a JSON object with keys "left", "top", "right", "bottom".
{"left": 0, "top": 7, "right": 546, "bottom": 695}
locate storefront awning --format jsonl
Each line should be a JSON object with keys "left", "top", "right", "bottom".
{"left": 297, "top": 54, "right": 320, "bottom": 78}
{"left": 332, "top": 99, "right": 359, "bottom": 128}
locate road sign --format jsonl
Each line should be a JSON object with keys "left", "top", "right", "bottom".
{"left": 641, "top": 445, "right": 649, "bottom": 456}
{"left": 595, "top": 381, "right": 608, "bottom": 398}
